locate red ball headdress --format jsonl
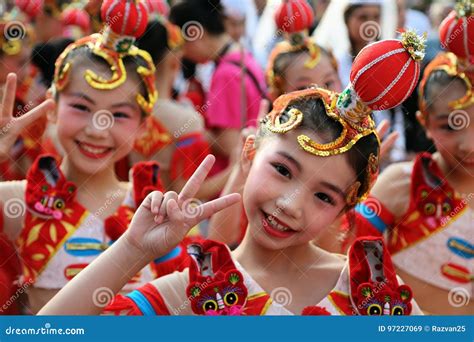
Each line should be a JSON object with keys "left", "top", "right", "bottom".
{"left": 439, "top": 0, "right": 474, "bottom": 65}
{"left": 143, "top": 0, "right": 170, "bottom": 19}
{"left": 419, "top": 0, "right": 473, "bottom": 116}
{"left": 52, "top": 0, "right": 157, "bottom": 115}
{"left": 267, "top": 0, "right": 321, "bottom": 93}
{"left": 60, "top": 6, "right": 91, "bottom": 34}
{"left": 14, "top": 0, "right": 43, "bottom": 19}
{"left": 263, "top": 31, "right": 425, "bottom": 204}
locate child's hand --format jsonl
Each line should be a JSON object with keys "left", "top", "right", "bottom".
{"left": 125, "top": 155, "right": 241, "bottom": 260}
{"left": 377, "top": 119, "right": 399, "bottom": 161}
{"left": 0, "top": 73, "right": 55, "bottom": 162}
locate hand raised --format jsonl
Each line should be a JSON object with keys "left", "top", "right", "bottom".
{"left": 125, "top": 155, "right": 241, "bottom": 260}
{"left": 0, "top": 73, "right": 55, "bottom": 161}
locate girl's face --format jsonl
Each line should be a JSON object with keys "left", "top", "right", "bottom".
{"left": 346, "top": 5, "right": 381, "bottom": 47}
{"left": 425, "top": 81, "right": 474, "bottom": 174}
{"left": 282, "top": 52, "right": 342, "bottom": 93}
{"left": 53, "top": 63, "right": 144, "bottom": 175}
{"left": 242, "top": 129, "right": 357, "bottom": 250}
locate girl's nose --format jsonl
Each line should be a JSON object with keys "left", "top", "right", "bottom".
{"left": 275, "top": 189, "right": 303, "bottom": 220}
{"left": 85, "top": 110, "right": 114, "bottom": 138}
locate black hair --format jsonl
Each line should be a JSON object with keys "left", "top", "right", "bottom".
{"left": 259, "top": 96, "right": 379, "bottom": 206}
{"left": 31, "top": 38, "right": 74, "bottom": 88}
{"left": 422, "top": 69, "right": 468, "bottom": 112}
{"left": 169, "top": 0, "right": 226, "bottom": 36}
{"left": 136, "top": 20, "right": 169, "bottom": 65}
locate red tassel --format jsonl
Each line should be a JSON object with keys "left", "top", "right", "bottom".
{"left": 170, "top": 132, "right": 210, "bottom": 181}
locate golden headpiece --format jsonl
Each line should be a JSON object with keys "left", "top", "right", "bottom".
{"left": 52, "top": 0, "right": 158, "bottom": 115}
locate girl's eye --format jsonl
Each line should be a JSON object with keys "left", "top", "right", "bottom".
{"left": 113, "top": 111, "right": 130, "bottom": 119}
{"left": 272, "top": 163, "right": 291, "bottom": 178}
{"left": 315, "top": 192, "right": 335, "bottom": 205}
{"left": 440, "top": 124, "right": 456, "bottom": 132}
{"left": 71, "top": 104, "right": 90, "bottom": 112}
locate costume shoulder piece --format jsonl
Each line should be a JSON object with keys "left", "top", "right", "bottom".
{"left": 307, "top": 237, "right": 414, "bottom": 316}
{"left": 186, "top": 240, "right": 248, "bottom": 315}
{"left": 389, "top": 153, "right": 469, "bottom": 253}
{"left": 18, "top": 154, "right": 88, "bottom": 285}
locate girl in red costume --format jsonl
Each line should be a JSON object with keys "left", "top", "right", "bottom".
{"left": 40, "top": 29, "right": 426, "bottom": 316}
{"left": 0, "top": 0, "right": 171, "bottom": 314}
{"left": 347, "top": 0, "right": 473, "bottom": 315}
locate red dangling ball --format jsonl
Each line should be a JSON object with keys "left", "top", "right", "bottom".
{"left": 101, "top": 0, "right": 148, "bottom": 38}
{"left": 439, "top": 3, "right": 474, "bottom": 64}
{"left": 274, "top": 0, "right": 314, "bottom": 33}
{"left": 143, "top": 0, "right": 170, "bottom": 18}
{"left": 14, "top": 0, "right": 43, "bottom": 19}
{"left": 61, "top": 7, "right": 91, "bottom": 33}
{"left": 350, "top": 33, "right": 424, "bottom": 110}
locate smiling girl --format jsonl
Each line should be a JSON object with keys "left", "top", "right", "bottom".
{"left": 40, "top": 31, "right": 425, "bottom": 316}
{"left": 0, "top": 0, "right": 165, "bottom": 314}
{"left": 348, "top": 2, "right": 474, "bottom": 315}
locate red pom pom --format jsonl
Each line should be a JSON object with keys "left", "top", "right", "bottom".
{"left": 302, "top": 306, "right": 331, "bottom": 315}
{"left": 143, "top": 0, "right": 169, "bottom": 17}
{"left": 14, "top": 0, "right": 43, "bottom": 18}
{"left": 274, "top": 0, "right": 314, "bottom": 33}
{"left": 101, "top": 0, "right": 148, "bottom": 38}
{"left": 61, "top": 8, "right": 91, "bottom": 33}
{"left": 350, "top": 39, "right": 421, "bottom": 110}
{"left": 439, "top": 10, "right": 474, "bottom": 64}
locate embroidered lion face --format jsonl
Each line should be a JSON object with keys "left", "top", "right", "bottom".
{"left": 356, "top": 283, "right": 413, "bottom": 315}
{"left": 187, "top": 270, "right": 248, "bottom": 315}
{"left": 27, "top": 156, "right": 77, "bottom": 220}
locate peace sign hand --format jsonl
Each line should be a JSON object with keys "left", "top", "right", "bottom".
{"left": 0, "top": 73, "right": 55, "bottom": 161}
{"left": 124, "top": 155, "right": 241, "bottom": 260}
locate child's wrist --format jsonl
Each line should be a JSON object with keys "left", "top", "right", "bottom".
{"left": 119, "top": 233, "right": 154, "bottom": 266}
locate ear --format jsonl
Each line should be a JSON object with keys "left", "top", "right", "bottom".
{"left": 136, "top": 115, "right": 148, "bottom": 137}
{"left": 416, "top": 110, "right": 432, "bottom": 139}
{"left": 241, "top": 135, "right": 256, "bottom": 174}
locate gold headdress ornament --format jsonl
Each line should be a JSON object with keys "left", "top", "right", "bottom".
{"left": 263, "top": 31, "right": 425, "bottom": 204}
{"left": 52, "top": 0, "right": 157, "bottom": 115}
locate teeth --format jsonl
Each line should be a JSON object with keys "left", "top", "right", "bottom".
{"left": 266, "top": 215, "right": 291, "bottom": 232}
{"left": 80, "top": 143, "right": 109, "bottom": 154}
